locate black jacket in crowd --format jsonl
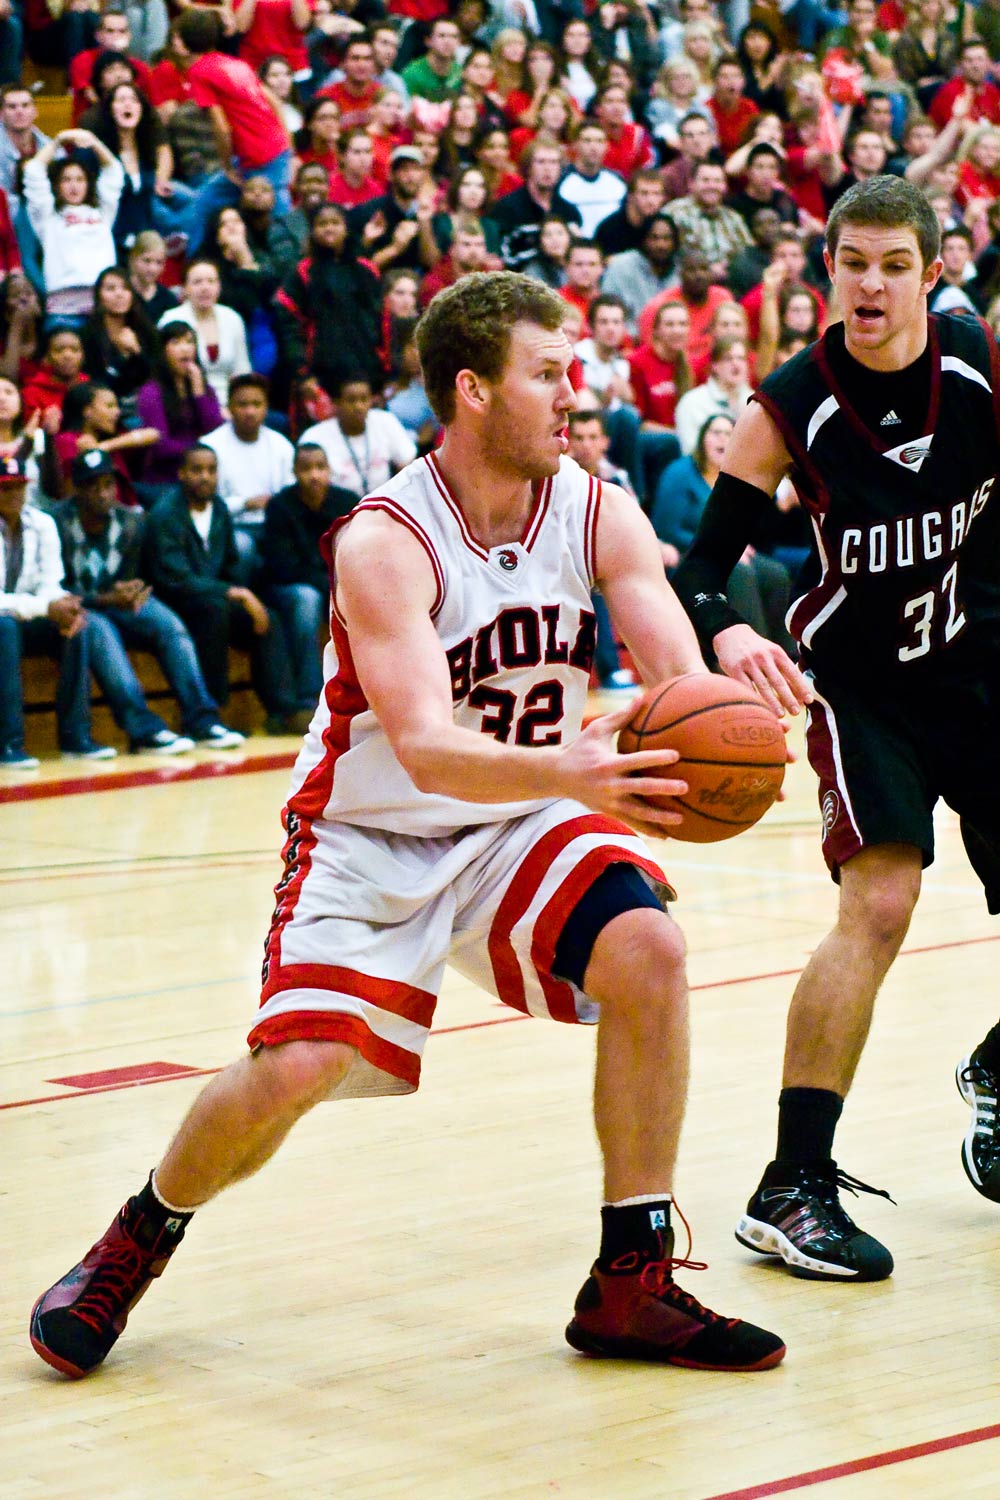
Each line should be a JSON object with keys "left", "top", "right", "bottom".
{"left": 142, "top": 490, "right": 241, "bottom": 606}
{"left": 259, "top": 481, "right": 358, "bottom": 594}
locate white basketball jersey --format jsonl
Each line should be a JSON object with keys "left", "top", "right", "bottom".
{"left": 286, "top": 452, "right": 603, "bottom": 836}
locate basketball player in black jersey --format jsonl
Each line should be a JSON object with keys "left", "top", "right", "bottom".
{"left": 674, "top": 175, "right": 1000, "bottom": 1281}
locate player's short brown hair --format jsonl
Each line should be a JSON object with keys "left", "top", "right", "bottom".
{"left": 416, "top": 271, "right": 566, "bottom": 424}
{"left": 826, "top": 176, "right": 941, "bottom": 268}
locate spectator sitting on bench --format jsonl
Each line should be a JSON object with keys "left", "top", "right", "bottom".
{"left": 50, "top": 448, "right": 245, "bottom": 754}
{"left": 51, "top": 382, "right": 160, "bottom": 506}
{"left": 299, "top": 371, "right": 416, "bottom": 499}
{"left": 259, "top": 442, "right": 356, "bottom": 715}
{"left": 143, "top": 444, "right": 307, "bottom": 734}
{"left": 135, "top": 322, "right": 223, "bottom": 507}
{"left": 21, "top": 327, "right": 88, "bottom": 426}
{"left": 0, "top": 454, "right": 116, "bottom": 768}
{"left": 201, "top": 373, "right": 295, "bottom": 537}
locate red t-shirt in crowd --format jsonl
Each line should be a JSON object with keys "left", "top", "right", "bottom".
{"left": 508, "top": 126, "right": 538, "bottom": 166}
{"left": 368, "top": 129, "right": 410, "bottom": 186}
{"left": 559, "top": 283, "right": 597, "bottom": 337}
{"left": 740, "top": 280, "right": 826, "bottom": 344}
{"left": 68, "top": 49, "right": 153, "bottom": 123}
{"left": 147, "top": 59, "right": 190, "bottom": 108}
{"left": 930, "top": 77, "right": 1000, "bottom": 128}
{"left": 957, "top": 159, "right": 1000, "bottom": 209}
{"left": 707, "top": 94, "right": 760, "bottom": 157}
{"left": 298, "top": 146, "right": 340, "bottom": 181}
{"left": 54, "top": 431, "right": 136, "bottom": 507}
{"left": 328, "top": 171, "right": 383, "bottom": 209}
{"left": 627, "top": 344, "right": 684, "bottom": 427}
{"left": 238, "top": 0, "right": 312, "bottom": 74}
{"left": 21, "top": 367, "right": 88, "bottom": 422}
{"left": 187, "top": 51, "right": 290, "bottom": 169}
{"left": 639, "top": 284, "right": 733, "bottom": 364}
{"left": 387, "top": 0, "right": 449, "bottom": 18}
{"left": 784, "top": 145, "right": 827, "bottom": 224}
{"left": 602, "top": 124, "right": 654, "bottom": 180}
{"left": 0, "top": 187, "right": 21, "bottom": 279}
{"left": 877, "top": 0, "right": 905, "bottom": 27}
{"left": 318, "top": 79, "right": 382, "bottom": 129}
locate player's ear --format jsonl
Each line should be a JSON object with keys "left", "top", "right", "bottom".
{"left": 822, "top": 243, "right": 835, "bottom": 281}
{"left": 454, "top": 367, "right": 489, "bottom": 413}
{"left": 921, "top": 255, "right": 943, "bottom": 296}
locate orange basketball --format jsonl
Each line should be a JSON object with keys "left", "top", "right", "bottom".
{"left": 617, "top": 674, "right": 787, "bottom": 843}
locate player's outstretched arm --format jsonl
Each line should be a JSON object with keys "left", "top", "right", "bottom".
{"left": 672, "top": 401, "right": 813, "bottom": 716}
{"left": 593, "top": 480, "right": 706, "bottom": 685}
{"left": 335, "top": 510, "right": 689, "bottom": 831}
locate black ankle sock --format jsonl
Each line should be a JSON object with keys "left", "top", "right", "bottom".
{"left": 597, "top": 1199, "right": 671, "bottom": 1272}
{"left": 129, "top": 1173, "right": 195, "bottom": 1242}
{"left": 974, "top": 1024, "right": 1000, "bottom": 1075}
{"left": 774, "top": 1087, "right": 844, "bottom": 1168}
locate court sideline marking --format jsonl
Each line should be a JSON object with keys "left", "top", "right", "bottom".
{"left": 4, "top": 930, "right": 997, "bottom": 1114}
{"left": 701, "top": 1420, "right": 1000, "bottom": 1499}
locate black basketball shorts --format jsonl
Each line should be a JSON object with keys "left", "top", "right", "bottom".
{"left": 804, "top": 667, "right": 1000, "bottom": 913}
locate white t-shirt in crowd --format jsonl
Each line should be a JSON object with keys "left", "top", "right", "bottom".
{"left": 299, "top": 410, "right": 417, "bottom": 498}
{"left": 574, "top": 338, "right": 632, "bottom": 411}
{"left": 202, "top": 421, "right": 296, "bottom": 523}
{"left": 557, "top": 167, "right": 626, "bottom": 237}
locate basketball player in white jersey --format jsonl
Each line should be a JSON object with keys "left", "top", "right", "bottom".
{"left": 31, "top": 273, "right": 786, "bottom": 1378}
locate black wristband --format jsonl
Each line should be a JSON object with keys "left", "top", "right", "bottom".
{"left": 688, "top": 591, "right": 747, "bottom": 643}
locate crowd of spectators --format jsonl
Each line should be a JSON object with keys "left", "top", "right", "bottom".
{"left": 3, "top": 0, "right": 1000, "bottom": 760}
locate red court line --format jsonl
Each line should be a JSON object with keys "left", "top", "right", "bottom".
{"left": 0, "top": 752, "right": 297, "bottom": 805}
{"left": 701, "top": 1422, "right": 1000, "bottom": 1500}
{"left": 5, "top": 928, "right": 999, "bottom": 1114}
{"left": 0, "top": 718, "right": 604, "bottom": 805}
{"left": 48, "top": 1061, "right": 200, "bottom": 1089}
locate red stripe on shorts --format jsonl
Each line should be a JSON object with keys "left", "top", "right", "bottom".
{"left": 247, "top": 1011, "right": 421, "bottom": 1089}
{"left": 260, "top": 961, "right": 437, "bottom": 1027}
{"left": 531, "top": 847, "right": 669, "bottom": 1021}
{"left": 488, "top": 814, "right": 666, "bottom": 1018}
{"left": 262, "top": 811, "right": 320, "bottom": 987}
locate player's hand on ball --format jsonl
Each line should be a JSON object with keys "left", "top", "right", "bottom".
{"left": 556, "top": 699, "right": 689, "bottom": 835}
{"left": 713, "top": 624, "right": 813, "bottom": 716}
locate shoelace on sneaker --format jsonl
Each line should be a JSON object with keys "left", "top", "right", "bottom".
{"left": 787, "top": 1165, "right": 895, "bottom": 1239}
{"left": 70, "top": 1239, "right": 155, "bottom": 1335}
{"left": 960, "top": 1063, "right": 1000, "bottom": 1145}
{"left": 615, "top": 1201, "right": 737, "bottom": 1330}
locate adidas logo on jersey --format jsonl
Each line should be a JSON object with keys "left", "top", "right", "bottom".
{"left": 880, "top": 410, "right": 901, "bottom": 426}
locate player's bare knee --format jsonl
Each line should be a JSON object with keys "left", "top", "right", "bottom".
{"left": 587, "top": 908, "right": 686, "bottom": 1010}
{"left": 251, "top": 1040, "right": 356, "bottom": 1114}
{"left": 842, "top": 871, "right": 920, "bottom": 951}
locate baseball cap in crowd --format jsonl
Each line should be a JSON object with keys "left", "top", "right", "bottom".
{"left": 390, "top": 145, "right": 424, "bottom": 168}
{"left": 71, "top": 449, "right": 115, "bottom": 486}
{"left": 0, "top": 455, "right": 27, "bottom": 485}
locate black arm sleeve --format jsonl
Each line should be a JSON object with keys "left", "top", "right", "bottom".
{"left": 671, "top": 471, "right": 776, "bottom": 653}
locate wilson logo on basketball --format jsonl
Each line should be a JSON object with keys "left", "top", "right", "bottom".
{"left": 497, "top": 549, "right": 519, "bottom": 571}
{"left": 721, "top": 723, "right": 782, "bottom": 747}
{"left": 822, "top": 790, "right": 840, "bottom": 838}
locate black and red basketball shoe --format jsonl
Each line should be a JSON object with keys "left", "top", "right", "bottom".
{"left": 565, "top": 1222, "right": 786, "bottom": 1371}
{"left": 735, "top": 1160, "right": 894, "bottom": 1281}
{"left": 956, "top": 1053, "right": 1000, "bottom": 1202}
{"left": 30, "top": 1198, "right": 186, "bottom": 1377}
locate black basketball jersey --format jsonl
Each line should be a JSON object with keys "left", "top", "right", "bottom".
{"left": 755, "top": 313, "right": 1000, "bottom": 684}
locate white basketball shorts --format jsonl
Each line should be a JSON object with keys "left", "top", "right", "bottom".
{"left": 248, "top": 799, "right": 673, "bottom": 1099}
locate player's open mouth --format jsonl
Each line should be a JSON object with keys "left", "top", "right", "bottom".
{"left": 855, "top": 307, "right": 884, "bottom": 322}
{"left": 555, "top": 425, "right": 569, "bottom": 451}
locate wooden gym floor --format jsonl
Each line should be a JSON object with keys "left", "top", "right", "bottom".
{"left": 3, "top": 709, "right": 1000, "bottom": 1500}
